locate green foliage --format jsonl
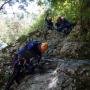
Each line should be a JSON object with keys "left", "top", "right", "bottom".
{"left": 0, "top": 19, "right": 23, "bottom": 43}
{"left": 37, "top": 0, "right": 44, "bottom": 6}
{"left": 67, "top": 29, "right": 90, "bottom": 42}
{"left": 50, "top": 0, "right": 80, "bottom": 22}
{"left": 0, "top": 13, "right": 45, "bottom": 44}
{"left": 67, "top": 30, "right": 80, "bottom": 41}
{"left": 49, "top": 0, "right": 90, "bottom": 42}
{"left": 16, "top": 14, "right": 45, "bottom": 43}
{"left": 86, "top": 31, "right": 90, "bottom": 42}
{"left": 30, "top": 15, "right": 45, "bottom": 31}
{"left": 17, "top": 35, "right": 28, "bottom": 44}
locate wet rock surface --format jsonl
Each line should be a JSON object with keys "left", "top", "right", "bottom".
{"left": 7, "top": 58, "right": 90, "bottom": 90}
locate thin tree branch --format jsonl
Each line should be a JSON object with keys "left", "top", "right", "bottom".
{"left": 0, "top": 0, "right": 12, "bottom": 10}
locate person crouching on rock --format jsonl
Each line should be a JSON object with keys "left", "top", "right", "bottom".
{"left": 14, "top": 40, "right": 48, "bottom": 74}
{"left": 5, "top": 40, "right": 48, "bottom": 90}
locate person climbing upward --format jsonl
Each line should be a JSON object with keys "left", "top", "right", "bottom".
{"left": 55, "top": 16, "right": 73, "bottom": 35}
{"left": 14, "top": 40, "right": 48, "bottom": 73}
{"left": 45, "top": 14, "right": 54, "bottom": 30}
{"left": 5, "top": 40, "right": 48, "bottom": 90}
{"left": 44, "top": 14, "right": 54, "bottom": 40}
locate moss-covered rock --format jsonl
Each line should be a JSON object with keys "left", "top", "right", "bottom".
{"left": 60, "top": 41, "right": 90, "bottom": 59}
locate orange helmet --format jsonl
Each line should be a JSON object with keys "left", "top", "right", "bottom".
{"left": 39, "top": 42, "right": 48, "bottom": 54}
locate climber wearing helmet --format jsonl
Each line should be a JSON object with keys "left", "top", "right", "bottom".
{"left": 5, "top": 40, "right": 48, "bottom": 90}
{"left": 14, "top": 40, "right": 48, "bottom": 74}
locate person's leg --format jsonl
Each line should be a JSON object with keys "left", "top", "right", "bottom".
{"left": 15, "top": 73, "right": 21, "bottom": 84}
{"left": 15, "top": 65, "right": 26, "bottom": 84}
{"left": 25, "top": 63, "right": 35, "bottom": 74}
{"left": 5, "top": 71, "right": 16, "bottom": 90}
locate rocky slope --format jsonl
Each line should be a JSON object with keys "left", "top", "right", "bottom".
{"left": 9, "top": 58, "right": 90, "bottom": 90}
{"left": 26, "top": 29, "right": 90, "bottom": 59}
{"left": 0, "top": 27, "right": 90, "bottom": 90}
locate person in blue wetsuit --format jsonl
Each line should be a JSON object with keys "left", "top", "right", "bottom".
{"left": 14, "top": 40, "right": 48, "bottom": 73}
{"left": 55, "top": 16, "right": 63, "bottom": 32}
{"left": 5, "top": 40, "right": 48, "bottom": 90}
{"left": 55, "top": 16, "right": 73, "bottom": 35}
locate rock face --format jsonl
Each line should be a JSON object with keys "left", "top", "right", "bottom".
{"left": 60, "top": 41, "right": 90, "bottom": 59}
{"left": 28, "top": 29, "right": 90, "bottom": 59}
{"left": 25, "top": 30, "right": 65, "bottom": 57}
{"left": 0, "top": 28, "right": 90, "bottom": 90}
{"left": 14, "top": 58, "right": 90, "bottom": 90}
{"left": 1, "top": 28, "right": 90, "bottom": 60}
